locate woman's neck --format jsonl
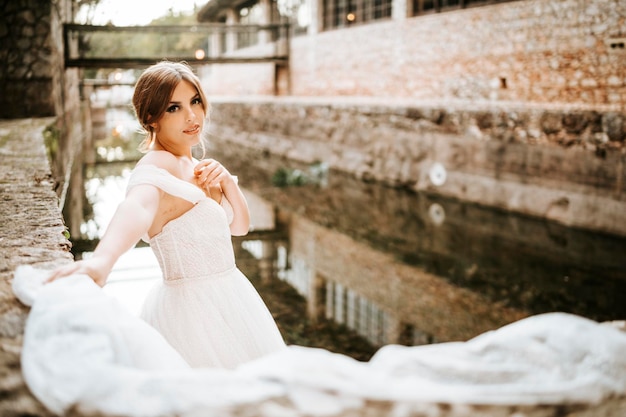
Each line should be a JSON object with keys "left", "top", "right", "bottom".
{"left": 152, "top": 142, "right": 192, "bottom": 160}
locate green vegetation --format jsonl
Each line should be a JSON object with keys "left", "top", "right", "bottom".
{"left": 42, "top": 124, "right": 61, "bottom": 165}
{"left": 272, "top": 167, "right": 308, "bottom": 187}
{"left": 272, "top": 162, "right": 329, "bottom": 187}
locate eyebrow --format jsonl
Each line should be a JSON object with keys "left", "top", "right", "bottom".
{"left": 168, "top": 93, "right": 201, "bottom": 105}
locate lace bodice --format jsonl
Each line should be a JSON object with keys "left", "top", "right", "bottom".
{"left": 127, "top": 165, "right": 236, "bottom": 282}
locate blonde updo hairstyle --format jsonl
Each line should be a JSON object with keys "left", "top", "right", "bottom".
{"left": 132, "top": 61, "right": 210, "bottom": 155}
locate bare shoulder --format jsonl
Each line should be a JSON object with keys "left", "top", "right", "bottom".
{"left": 136, "top": 151, "right": 181, "bottom": 176}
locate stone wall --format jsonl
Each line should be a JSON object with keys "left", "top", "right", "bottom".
{"left": 0, "top": 118, "right": 70, "bottom": 417}
{"left": 0, "top": 0, "right": 89, "bottom": 200}
{"left": 202, "top": 0, "right": 626, "bottom": 108}
{"left": 0, "top": 0, "right": 65, "bottom": 118}
{"left": 208, "top": 97, "right": 626, "bottom": 237}
{"left": 0, "top": 0, "right": 93, "bottom": 411}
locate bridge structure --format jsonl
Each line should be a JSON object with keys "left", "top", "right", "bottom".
{"left": 64, "top": 23, "right": 290, "bottom": 67}
{"left": 63, "top": 23, "right": 291, "bottom": 92}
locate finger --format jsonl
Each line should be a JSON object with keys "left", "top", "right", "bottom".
{"left": 209, "top": 170, "right": 227, "bottom": 186}
{"left": 47, "top": 266, "right": 74, "bottom": 282}
{"left": 45, "top": 263, "right": 79, "bottom": 284}
{"left": 201, "top": 163, "right": 213, "bottom": 176}
{"left": 202, "top": 165, "right": 223, "bottom": 184}
{"left": 45, "top": 269, "right": 67, "bottom": 284}
{"left": 194, "top": 159, "right": 215, "bottom": 174}
{"left": 193, "top": 163, "right": 206, "bottom": 177}
{"left": 213, "top": 170, "right": 228, "bottom": 184}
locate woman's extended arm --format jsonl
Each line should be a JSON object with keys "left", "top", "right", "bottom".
{"left": 47, "top": 184, "right": 161, "bottom": 286}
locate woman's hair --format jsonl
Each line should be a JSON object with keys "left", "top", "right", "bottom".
{"left": 132, "top": 61, "right": 210, "bottom": 153}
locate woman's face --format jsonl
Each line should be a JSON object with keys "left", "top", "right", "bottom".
{"left": 152, "top": 80, "right": 205, "bottom": 152}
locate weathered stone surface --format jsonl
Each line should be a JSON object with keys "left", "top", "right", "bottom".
{"left": 208, "top": 98, "right": 626, "bottom": 237}
{"left": 0, "top": 118, "right": 71, "bottom": 417}
{"left": 0, "top": 0, "right": 82, "bottom": 121}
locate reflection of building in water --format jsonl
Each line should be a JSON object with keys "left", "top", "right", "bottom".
{"left": 239, "top": 212, "right": 403, "bottom": 347}
{"left": 239, "top": 190, "right": 528, "bottom": 348}
{"left": 290, "top": 215, "right": 527, "bottom": 345}
{"left": 324, "top": 280, "right": 435, "bottom": 347}
{"left": 326, "top": 280, "right": 395, "bottom": 347}
{"left": 232, "top": 165, "right": 626, "bottom": 348}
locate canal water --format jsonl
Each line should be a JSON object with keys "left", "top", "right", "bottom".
{"left": 69, "top": 103, "right": 626, "bottom": 361}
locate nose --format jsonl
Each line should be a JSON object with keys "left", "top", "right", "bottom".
{"left": 186, "top": 106, "right": 196, "bottom": 122}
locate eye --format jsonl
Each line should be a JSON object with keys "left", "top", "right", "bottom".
{"left": 192, "top": 97, "right": 202, "bottom": 105}
{"left": 166, "top": 105, "right": 179, "bottom": 113}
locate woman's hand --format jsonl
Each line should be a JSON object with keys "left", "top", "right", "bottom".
{"left": 46, "top": 257, "right": 112, "bottom": 287}
{"left": 194, "top": 159, "right": 235, "bottom": 189}
{"left": 194, "top": 158, "right": 250, "bottom": 235}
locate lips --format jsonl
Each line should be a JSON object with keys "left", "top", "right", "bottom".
{"left": 184, "top": 124, "right": 200, "bottom": 134}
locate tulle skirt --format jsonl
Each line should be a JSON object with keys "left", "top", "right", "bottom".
{"left": 140, "top": 266, "right": 286, "bottom": 369}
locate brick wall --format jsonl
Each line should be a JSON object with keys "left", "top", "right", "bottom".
{"left": 202, "top": 0, "right": 626, "bottom": 108}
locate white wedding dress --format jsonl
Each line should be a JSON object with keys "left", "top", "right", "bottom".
{"left": 126, "top": 164, "right": 286, "bottom": 368}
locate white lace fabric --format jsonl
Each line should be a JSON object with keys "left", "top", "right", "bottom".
{"left": 126, "top": 164, "right": 239, "bottom": 281}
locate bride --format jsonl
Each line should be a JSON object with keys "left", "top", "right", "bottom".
{"left": 46, "top": 61, "right": 285, "bottom": 369}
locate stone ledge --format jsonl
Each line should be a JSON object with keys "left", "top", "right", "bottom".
{"left": 208, "top": 99, "right": 626, "bottom": 237}
{"left": 0, "top": 117, "right": 71, "bottom": 417}
{"left": 210, "top": 95, "right": 626, "bottom": 114}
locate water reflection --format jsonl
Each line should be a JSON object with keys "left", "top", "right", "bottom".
{"left": 68, "top": 107, "right": 626, "bottom": 355}
{"left": 91, "top": 104, "right": 144, "bottom": 163}
{"left": 213, "top": 142, "right": 626, "bottom": 331}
